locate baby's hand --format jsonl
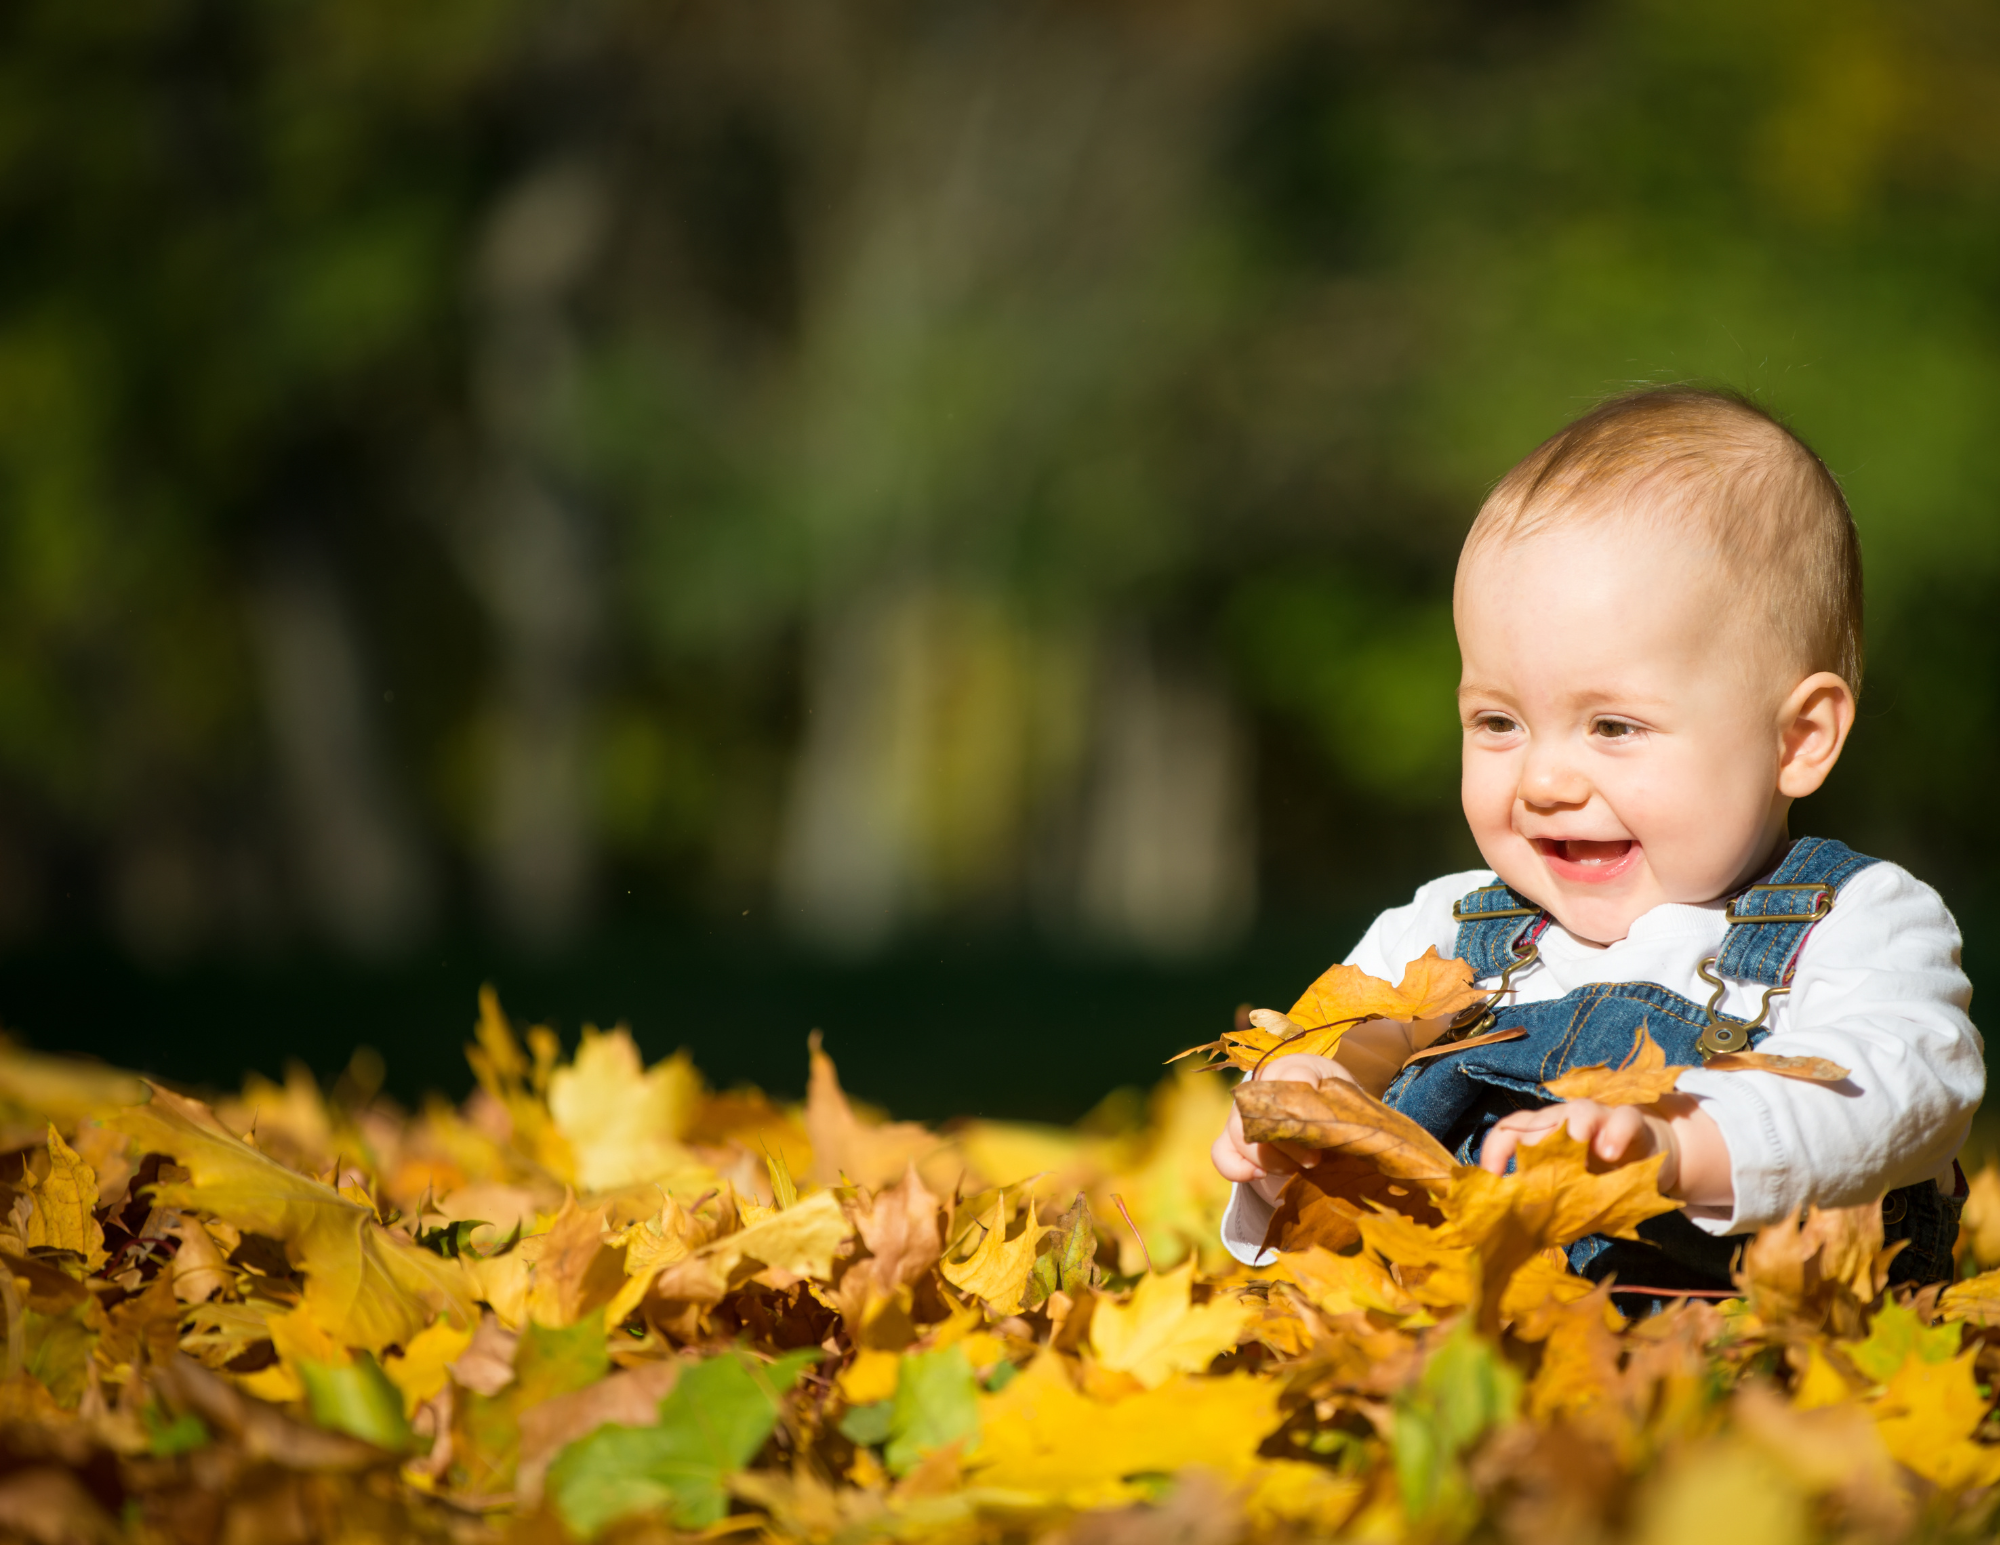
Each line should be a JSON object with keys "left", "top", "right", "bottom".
{"left": 1210, "top": 1010, "right": 1362, "bottom": 1205}
{"left": 1478, "top": 1098, "right": 1681, "bottom": 1193}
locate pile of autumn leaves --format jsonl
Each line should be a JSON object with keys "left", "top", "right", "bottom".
{"left": 0, "top": 976, "right": 1998, "bottom": 1544}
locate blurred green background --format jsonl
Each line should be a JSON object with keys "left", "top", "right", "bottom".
{"left": 1, "top": 0, "right": 1997, "bottom": 1131}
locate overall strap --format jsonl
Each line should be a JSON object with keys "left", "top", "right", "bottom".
{"left": 1714, "top": 836, "right": 1881, "bottom": 988}
{"left": 1451, "top": 881, "right": 1546, "bottom": 980}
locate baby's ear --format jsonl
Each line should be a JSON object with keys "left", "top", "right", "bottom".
{"left": 1776, "top": 672, "right": 1857, "bottom": 798}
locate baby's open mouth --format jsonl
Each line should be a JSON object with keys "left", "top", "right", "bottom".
{"left": 1533, "top": 837, "right": 1638, "bottom": 880}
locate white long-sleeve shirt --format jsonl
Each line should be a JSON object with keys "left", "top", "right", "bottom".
{"left": 1221, "top": 860, "right": 1984, "bottom": 1266}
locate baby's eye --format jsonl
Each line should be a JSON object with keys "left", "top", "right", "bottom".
{"left": 1472, "top": 713, "right": 1518, "bottom": 735}
{"left": 1592, "top": 719, "right": 1639, "bottom": 739}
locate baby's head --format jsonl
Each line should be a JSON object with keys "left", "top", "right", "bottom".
{"left": 1453, "top": 388, "right": 1861, "bottom": 944}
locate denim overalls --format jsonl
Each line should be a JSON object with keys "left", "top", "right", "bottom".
{"left": 1378, "top": 837, "right": 1962, "bottom": 1292}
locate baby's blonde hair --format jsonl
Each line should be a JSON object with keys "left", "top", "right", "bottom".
{"left": 1461, "top": 387, "right": 1864, "bottom": 691}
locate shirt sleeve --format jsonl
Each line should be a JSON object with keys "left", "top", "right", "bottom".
{"left": 1674, "top": 861, "right": 1985, "bottom": 1235}
{"left": 1219, "top": 868, "right": 1493, "bottom": 1265}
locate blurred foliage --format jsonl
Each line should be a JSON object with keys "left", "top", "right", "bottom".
{"left": 0, "top": 0, "right": 1997, "bottom": 960}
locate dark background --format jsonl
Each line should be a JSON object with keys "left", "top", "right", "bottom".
{"left": 1, "top": 2, "right": 1997, "bottom": 1136}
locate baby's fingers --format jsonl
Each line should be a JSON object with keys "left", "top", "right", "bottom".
{"left": 1574, "top": 1103, "right": 1651, "bottom": 1165}
{"left": 1478, "top": 1105, "right": 1570, "bottom": 1174}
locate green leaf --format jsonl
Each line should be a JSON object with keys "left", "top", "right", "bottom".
{"left": 143, "top": 1401, "right": 211, "bottom": 1457}
{"left": 884, "top": 1345, "right": 980, "bottom": 1476}
{"left": 1392, "top": 1320, "right": 1520, "bottom": 1526}
{"left": 416, "top": 1219, "right": 489, "bottom": 1258}
{"left": 1848, "top": 1300, "right": 1963, "bottom": 1383}
{"left": 22, "top": 1307, "right": 95, "bottom": 1411}
{"left": 764, "top": 1144, "right": 799, "bottom": 1210}
{"left": 838, "top": 1400, "right": 893, "bottom": 1447}
{"left": 297, "top": 1353, "right": 414, "bottom": 1452}
{"left": 516, "top": 1311, "right": 611, "bottom": 1404}
{"left": 547, "top": 1347, "right": 820, "bottom": 1538}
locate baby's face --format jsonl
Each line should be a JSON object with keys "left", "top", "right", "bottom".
{"left": 1454, "top": 521, "right": 1802, "bottom": 945}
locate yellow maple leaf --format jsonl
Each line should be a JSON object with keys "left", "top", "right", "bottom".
{"left": 547, "top": 1028, "right": 707, "bottom": 1193}
{"left": 971, "top": 1354, "right": 1281, "bottom": 1507}
{"left": 112, "top": 1084, "right": 475, "bottom": 1351}
{"left": 1212, "top": 948, "right": 1488, "bottom": 1072}
{"left": 1542, "top": 1024, "right": 1687, "bottom": 1106}
{"left": 1088, "top": 1261, "right": 1252, "bottom": 1388}
{"left": 24, "top": 1124, "right": 107, "bottom": 1272}
{"left": 940, "top": 1198, "right": 1041, "bottom": 1315}
{"left": 1442, "top": 1126, "right": 1678, "bottom": 1254}
{"left": 1939, "top": 1265, "right": 2000, "bottom": 1327}
{"left": 383, "top": 1317, "right": 476, "bottom": 1416}
{"left": 649, "top": 1188, "right": 851, "bottom": 1305}
{"left": 1281, "top": 1244, "right": 1422, "bottom": 1321}
{"left": 1872, "top": 1349, "right": 2000, "bottom": 1490}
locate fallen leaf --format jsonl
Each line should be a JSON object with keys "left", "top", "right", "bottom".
{"left": 547, "top": 1028, "right": 706, "bottom": 1192}
{"left": 382, "top": 1317, "right": 475, "bottom": 1416}
{"left": 24, "top": 1125, "right": 107, "bottom": 1272}
{"left": 650, "top": 1188, "right": 850, "bottom": 1306}
{"left": 524, "top": 1196, "right": 628, "bottom": 1327}
{"left": 1872, "top": 1348, "right": 2000, "bottom": 1489}
{"left": 1088, "top": 1261, "right": 1252, "bottom": 1388}
{"left": 1260, "top": 1154, "right": 1445, "bottom": 1256}
{"left": 805, "top": 1034, "right": 936, "bottom": 1189}
{"left": 1542, "top": 1024, "right": 1687, "bottom": 1106}
{"left": 941, "top": 1198, "right": 1041, "bottom": 1315}
{"left": 970, "top": 1354, "right": 1281, "bottom": 1507}
{"left": 113, "top": 1084, "right": 476, "bottom": 1351}
{"left": 517, "top": 1358, "right": 681, "bottom": 1506}
{"left": 545, "top": 1348, "right": 820, "bottom": 1536}
{"left": 836, "top": 1166, "right": 943, "bottom": 1325}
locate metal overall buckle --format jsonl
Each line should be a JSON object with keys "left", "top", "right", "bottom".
{"left": 1725, "top": 881, "right": 1835, "bottom": 923}
{"left": 1440, "top": 941, "right": 1541, "bottom": 1044}
{"left": 1694, "top": 957, "right": 1788, "bottom": 1058}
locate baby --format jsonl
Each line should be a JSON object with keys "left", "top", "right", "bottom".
{"left": 1212, "top": 387, "right": 1983, "bottom": 1292}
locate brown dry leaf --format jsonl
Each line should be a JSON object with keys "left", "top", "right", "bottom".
{"left": 1735, "top": 1202, "right": 1894, "bottom": 1332}
{"left": 836, "top": 1166, "right": 942, "bottom": 1324}
{"left": 1233, "top": 1078, "right": 1457, "bottom": 1182}
{"left": 166, "top": 1214, "right": 230, "bottom": 1304}
{"left": 1542, "top": 1024, "right": 1687, "bottom": 1106}
{"left": 804, "top": 1033, "right": 937, "bottom": 1188}
{"left": 1260, "top": 1154, "right": 1445, "bottom": 1256}
{"left": 525, "top": 1196, "right": 630, "bottom": 1327}
{"left": 1703, "top": 1051, "right": 1851, "bottom": 1082}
